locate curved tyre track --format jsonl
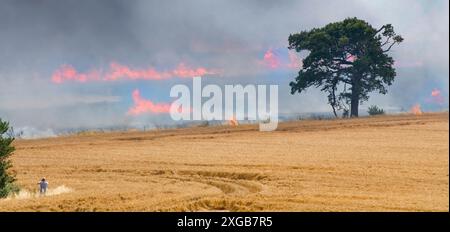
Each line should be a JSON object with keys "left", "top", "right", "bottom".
{"left": 154, "top": 170, "right": 268, "bottom": 211}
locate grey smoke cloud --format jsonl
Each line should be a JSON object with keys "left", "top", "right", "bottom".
{"left": 0, "top": 0, "right": 448, "bottom": 131}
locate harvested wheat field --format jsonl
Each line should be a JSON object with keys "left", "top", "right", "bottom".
{"left": 0, "top": 113, "right": 448, "bottom": 212}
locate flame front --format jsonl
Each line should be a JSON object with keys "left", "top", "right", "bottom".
{"left": 127, "top": 89, "right": 171, "bottom": 115}
{"left": 52, "top": 62, "right": 217, "bottom": 84}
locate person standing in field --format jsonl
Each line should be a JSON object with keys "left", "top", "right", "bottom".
{"left": 38, "top": 178, "right": 48, "bottom": 195}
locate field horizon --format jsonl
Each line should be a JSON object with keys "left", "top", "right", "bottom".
{"left": 1, "top": 112, "right": 448, "bottom": 212}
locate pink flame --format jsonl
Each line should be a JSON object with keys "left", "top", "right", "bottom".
{"left": 411, "top": 104, "right": 422, "bottom": 115}
{"left": 263, "top": 48, "right": 301, "bottom": 70}
{"left": 346, "top": 55, "right": 357, "bottom": 62}
{"left": 127, "top": 89, "right": 171, "bottom": 115}
{"left": 263, "top": 49, "right": 281, "bottom": 69}
{"left": 52, "top": 62, "right": 216, "bottom": 84}
{"left": 51, "top": 64, "right": 101, "bottom": 83}
{"left": 430, "top": 88, "right": 445, "bottom": 104}
{"left": 105, "top": 62, "right": 170, "bottom": 81}
{"left": 431, "top": 89, "right": 441, "bottom": 97}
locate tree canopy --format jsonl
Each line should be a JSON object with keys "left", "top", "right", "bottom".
{"left": 288, "top": 17, "right": 403, "bottom": 117}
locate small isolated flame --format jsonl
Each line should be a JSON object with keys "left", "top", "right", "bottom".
{"left": 431, "top": 89, "right": 441, "bottom": 97}
{"left": 229, "top": 117, "right": 238, "bottom": 126}
{"left": 430, "top": 88, "right": 445, "bottom": 105}
{"left": 410, "top": 104, "right": 423, "bottom": 115}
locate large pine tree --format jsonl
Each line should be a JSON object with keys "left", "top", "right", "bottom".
{"left": 0, "top": 118, "right": 18, "bottom": 198}
{"left": 289, "top": 18, "right": 403, "bottom": 117}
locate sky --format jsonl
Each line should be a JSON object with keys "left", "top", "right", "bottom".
{"left": 0, "top": 0, "right": 448, "bottom": 136}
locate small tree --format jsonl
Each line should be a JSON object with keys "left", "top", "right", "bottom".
{"left": 367, "top": 105, "right": 385, "bottom": 116}
{"left": 0, "top": 118, "right": 18, "bottom": 198}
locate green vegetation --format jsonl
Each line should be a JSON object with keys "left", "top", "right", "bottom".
{"left": 0, "top": 118, "right": 19, "bottom": 198}
{"left": 367, "top": 105, "right": 385, "bottom": 116}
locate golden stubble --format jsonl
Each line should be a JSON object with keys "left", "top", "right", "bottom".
{"left": 1, "top": 113, "right": 448, "bottom": 212}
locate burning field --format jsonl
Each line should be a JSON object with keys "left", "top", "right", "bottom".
{"left": 0, "top": 113, "right": 448, "bottom": 212}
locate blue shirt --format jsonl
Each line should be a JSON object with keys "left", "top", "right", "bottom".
{"left": 39, "top": 181, "right": 48, "bottom": 190}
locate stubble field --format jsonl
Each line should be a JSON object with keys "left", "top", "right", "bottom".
{"left": 0, "top": 113, "right": 448, "bottom": 211}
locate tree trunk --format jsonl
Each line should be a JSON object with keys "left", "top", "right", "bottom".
{"left": 350, "top": 94, "right": 359, "bottom": 117}
{"left": 331, "top": 105, "right": 338, "bottom": 118}
{"left": 331, "top": 86, "right": 338, "bottom": 118}
{"left": 350, "top": 80, "right": 360, "bottom": 117}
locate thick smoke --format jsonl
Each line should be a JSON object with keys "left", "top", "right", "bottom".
{"left": 0, "top": 0, "right": 448, "bottom": 136}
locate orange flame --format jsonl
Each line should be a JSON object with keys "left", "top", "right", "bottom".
{"left": 410, "top": 104, "right": 422, "bottom": 115}
{"left": 228, "top": 117, "right": 238, "bottom": 126}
